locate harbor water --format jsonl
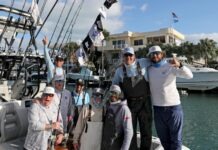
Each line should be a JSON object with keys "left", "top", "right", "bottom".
{"left": 181, "top": 93, "right": 218, "bottom": 150}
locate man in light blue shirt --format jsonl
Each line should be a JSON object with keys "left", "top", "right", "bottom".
{"left": 72, "top": 79, "right": 90, "bottom": 127}
{"left": 42, "top": 37, "right": 65, "bottom": 84}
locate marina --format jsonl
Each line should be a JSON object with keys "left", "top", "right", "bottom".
{"left": 0, "top": 0, "right": 218, "bottom": 150}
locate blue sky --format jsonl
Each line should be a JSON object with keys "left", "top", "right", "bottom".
{"left": 119, "top": 0, "right": 218, "bottom": 43}
{"left": 0, "top": 0, "right": 218, "bottom": 50}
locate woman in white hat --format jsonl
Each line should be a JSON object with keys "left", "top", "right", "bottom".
{"left": 24, "top": 86, "right": 64, "bottom": 150}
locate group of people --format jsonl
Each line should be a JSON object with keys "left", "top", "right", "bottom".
{"left": 23, "top": 36, "right": 193, "bottom": 150}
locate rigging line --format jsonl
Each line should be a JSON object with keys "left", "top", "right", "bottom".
{"left": 64, "top": 0, "right": 83, "bottom": 46}
{"left": 48, "top": 0, "right": 68, "bottom": 48}
{"left": 0, "top": 0, "right": 15, "bottom": 43}
{"left": 37, "top": 0, "right": 48, "bottom": 24}
{"left": 58, "top": 0, "right": 84, "bottom": 50}
{"left": 52, "top": 0, "right": 76, "bottom": 51}
{"left": 35, "top": 0, "right": 59, "bottom": 38}
{"left": 8, "top": 0, "right": 28, "bottom": 51}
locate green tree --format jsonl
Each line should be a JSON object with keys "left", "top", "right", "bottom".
{"left": 197, "top": 38, "right": 217, "bottom": 66}
{"left": 62, "top": 41, "right": 80, "bottom": 62}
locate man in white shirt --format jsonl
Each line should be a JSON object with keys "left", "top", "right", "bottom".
{"left": 147, "top": 45, "right": 193, "bottom": 150}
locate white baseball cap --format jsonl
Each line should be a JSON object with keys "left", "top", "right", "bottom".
{"left": 123, "top": 47, "right": 135, "bottom": 55}
{"left": 54, "top": 75, "right": 64, "bottom": 81}
{"left": 147, "top": 45, "right": 162, "bottom": 56}
{"left": 43, "top": 87, "right": 55, "bottom": 95}
{"left": 110, "top": 85, "right": 121, "bottom": 94}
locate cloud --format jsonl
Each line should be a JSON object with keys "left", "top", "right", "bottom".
{"left": 140, "top": 3, "right": 148, "bottom": 12}
{"left": 185, "top": 33, "right": 218, "bottom": 44}
{"left": 0, "top": 0, "right": 124, "bottom": 52}
{"left": 123, "top": 5, "right": 135, "bottom": 12}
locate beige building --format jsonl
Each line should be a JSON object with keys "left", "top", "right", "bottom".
{"left": 99, "top": 27, "right": 185, "bottom": 65}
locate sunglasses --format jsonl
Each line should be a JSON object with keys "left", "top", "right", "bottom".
{"left": 110, "top": 91, "right": 118, "bottom": 96}
{"left": 43, "top": 93, "right": 54, "bottom": 97}
{"left": 124, "top": 53, "right": 133, "bottom": 57}
{"left": 55, "top": 80, "right": 64, "bottom": 83}
{"left": 150, "top": 51, "right": 161, "bottom": 57}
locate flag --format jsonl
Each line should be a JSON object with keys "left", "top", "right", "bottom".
{"left": 75, "top": 47, "right": 88, "bottom": 65}
{"left": 99, "top": 6, "right": 107, "bottom": 19}
{"left": 30, "top": 0, "right": 42, "bottom": 25}
{"left": 88, "top": 14, "right": 104, "bottom": 47}
{"left": 172, "top": 12, "right": 179, "bottom": 23}
{"left": 104, "top": 0, "right": 118, "bottom": 9}
{"left": 82, "top": 35, "right": 93, "bottom": 54}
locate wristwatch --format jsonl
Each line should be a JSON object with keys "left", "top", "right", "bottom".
{"left": 179, "top": 62, "right": 183, "bottom": 68}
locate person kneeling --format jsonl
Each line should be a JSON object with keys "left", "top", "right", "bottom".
{"left": 101, "top": 85, "right": 133, "bottom": 150}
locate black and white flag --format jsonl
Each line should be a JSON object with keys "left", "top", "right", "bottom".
{"left": 88, "top": 14, "right": 104, "bottom": 46}
{"left": 104, "top": 0, "right": 118, "bottom": 9}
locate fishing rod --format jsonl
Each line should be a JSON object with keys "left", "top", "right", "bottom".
{"left": 48, "top": 91, "right": 63, "bottom": 150}
{"left": 37, "top": 0, "right": 48, "bottom": 25}
{"left": 35, "top": 0, "right": 59, "bottom": 38}
{"left": 0, "top": 0, "right": 15, "bottom": 44}
{"left": 52, "top": 0, "right": 76, "bottom": 52}
{"left": 58, "top": 0, "right": 84, "bottom": 50}
{"left": 48, "top": 0, "right": 68, "bottom": 48}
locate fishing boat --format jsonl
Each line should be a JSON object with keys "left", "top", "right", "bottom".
{"left": 0, "top": 1, "right": 190, "bottom": 150}
{"left": 176, "top": 57, "right": 218, "bottom": 91}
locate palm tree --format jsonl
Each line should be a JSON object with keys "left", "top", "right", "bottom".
{"left": 197, "top": 38, "right": 217, "bottom": 66}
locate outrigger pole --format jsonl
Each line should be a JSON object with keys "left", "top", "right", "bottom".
{"left": 58, "top": 0, "right": 85, "bottom": 50}
{"left": 48, "top": 0, "right": 68, "bottom": 48}
{"left": 35, "top": 0, "right": 59, "bottom": 38}
{"left": 52, "top": 0, "right": 76, "bottom": 52}
{"left": 0, "top": 0, "right": 15, "bottom": 44}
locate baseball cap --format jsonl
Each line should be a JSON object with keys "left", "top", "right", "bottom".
{"left": 110, "top": 85, "right": 121, "bottom": 95}
{"left": 54, "top": 75, "right": 64, "bottom": 81}
{"left": 43, "top": 86, "right": 55, "bottom": 95}
{"left": 147, "top": 45, "right": 162, "bottom": 56}
{"left": 123, "top": 47, "right": 135, "bottom": 55}
{"left": 76, "top": 78, "right": 84, "bottom": 85}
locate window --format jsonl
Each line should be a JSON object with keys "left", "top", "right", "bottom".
{"left": 112, "top": 40, "right": 125, "bottom": 49}
{"left": 134, "top": 39, "right": 143, "bottom": 46}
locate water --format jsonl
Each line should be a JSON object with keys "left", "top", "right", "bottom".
{"left": 181, "top": 93, "right": 218, "bottom": 150}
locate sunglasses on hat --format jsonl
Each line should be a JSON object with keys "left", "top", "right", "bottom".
{"left": 150, "top": 51, "right": 161, "bottom": 57}
{"left": 124, "top": 53, "right": 133, "bottom": 57}
{"left": 43, "top": 93, "right": 54, "bottom": 97}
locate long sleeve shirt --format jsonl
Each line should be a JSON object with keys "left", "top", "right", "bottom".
{"left": 44, "top": 45, "right": 64, "bottom": 83}
{"left": 148, "top": 63, "right": 193, "bottom": 106}
{"left": 109, "top": 100, "right": 133, "bottom": 150}
{"left": 55, "top": 89, "right": 73, "bottom": 133}
{"left": 24, "top": 103, "right": 63, "bottom": 150}
{"left": 112, "top": 58, "right": 151, "bottom": 85}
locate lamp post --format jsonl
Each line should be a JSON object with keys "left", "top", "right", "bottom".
{"left": 101, "top": 40, "right": 106, "bottom": 76}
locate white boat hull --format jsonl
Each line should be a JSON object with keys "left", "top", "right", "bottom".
{"left": 177, "top": 71, "right": 218, "bottom": 91}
